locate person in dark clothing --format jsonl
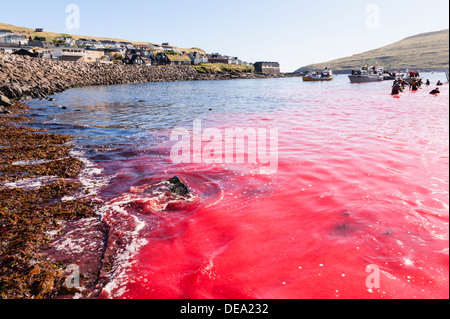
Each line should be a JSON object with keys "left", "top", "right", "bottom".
{"left": 391, "top": 82, "right": 402, "bottom": 95}
{"left": 436, "top": 80, "right": 443, "bottom": 86}
{"left": 411, "top": 80, "right": 419, "bottom": 91}
{"left": 429, "top": 88, "right": 440, "bottom": 94}
{"left": 425, "top": 79, "right": 430, "bottom": 86}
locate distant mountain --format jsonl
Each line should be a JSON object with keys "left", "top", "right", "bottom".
{"left": 296, "top": 29, "right": 449, "bottom": 72}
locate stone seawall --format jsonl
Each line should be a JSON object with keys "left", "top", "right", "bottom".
{"left": 0, "top": 52, "right": 294, "bottom": 101}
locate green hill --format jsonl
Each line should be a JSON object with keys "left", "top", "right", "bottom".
{"left": 296, "top": 29, "right": 449, "bottom": 72}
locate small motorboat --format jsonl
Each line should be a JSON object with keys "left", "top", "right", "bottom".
{"left": 303, "top": 68, "right": 334, "bottom": 82}
{"left": 349, "top": 65, "right": 384, "bottom": 83}
{"left": 403, "top": 70, "right": 422, "bottom": 84}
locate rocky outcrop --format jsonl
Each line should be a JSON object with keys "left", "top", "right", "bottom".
{"left": 0, "top": 52, "right": 295, "bottom": 101}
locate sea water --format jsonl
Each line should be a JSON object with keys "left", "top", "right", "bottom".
{"left": 26, "top": 74, "right": 449, "bottom": 299}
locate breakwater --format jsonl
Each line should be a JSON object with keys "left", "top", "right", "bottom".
{"left": 0, "top": 52, "right": 294, "bottom": 101}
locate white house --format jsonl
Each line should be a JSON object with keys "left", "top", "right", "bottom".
{"left": 52, "top": 47, "right": 86, "bottom": 62}
{"left": 55, "top": 36, "right": 76, "bottom": 47}
{"left": 0, "top": 33, "right": 28, "bottom": 45}
{"left": 0, "top": 43, "right": 32, "bottom": 54}
{"left": 0, "top": 29, "right": 13, "bottom": 38}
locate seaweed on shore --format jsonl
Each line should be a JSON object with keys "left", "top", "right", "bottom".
{"left": 0, "top": 102, "right": 98, "bottom": 299}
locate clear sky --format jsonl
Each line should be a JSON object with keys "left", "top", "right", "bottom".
{"left": 1, "top": 0, "right": 449, "bottom": 71}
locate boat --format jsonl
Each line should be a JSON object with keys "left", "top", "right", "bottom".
{"left": 303, "top": 68, "right": 334, "bottom": 82}
{"left": 383, "top": 71, "right": 404, "bottom": 81}
{"left": 348, "top": 65, "right": 384, "bottom": 83}
{"left": 402, "top": 70, "right": 422, "bottom": 84}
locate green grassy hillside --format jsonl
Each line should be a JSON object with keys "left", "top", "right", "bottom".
{"left": 297, "top": 29, "right": 449, "bottom": 72}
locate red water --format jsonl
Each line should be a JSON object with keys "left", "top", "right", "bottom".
{"left": 96, "top": 81, "right": 449, "bottom": 299}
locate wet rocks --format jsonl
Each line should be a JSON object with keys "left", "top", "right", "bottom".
{"left": 167, "top": 176, "right": 190, "bottom": 195}
{"left": 0, "top": 94, "right": 12, "bottom": 107}
{"left": 0, "top": 105, "right": 12, "bottom": 114}
{"left": 0, "top": 51, "right": 295, "bottom": 101}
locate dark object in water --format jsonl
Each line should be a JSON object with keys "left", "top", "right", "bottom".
{"left": 430, "top": 88, "right": 440, "bottom": 95}
{"left": 167, "top": 176, "right": 190, "bottom": 195}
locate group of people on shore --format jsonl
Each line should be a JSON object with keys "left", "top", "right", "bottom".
{"left": 391, "top": 77, "right": 444, "bottom": 95}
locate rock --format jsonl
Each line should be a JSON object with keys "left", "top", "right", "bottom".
{"left": 0, "top": 106, "right": 12, "bottom": 114}
{"left": 167, "top": 176, "right": 190, "bottom": 195}
{"left": 0, "top": 94, "right": 12, "bottom": 107}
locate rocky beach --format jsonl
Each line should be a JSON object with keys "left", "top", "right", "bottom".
{"left": 0, "top": 52, "right": 297, "bottom": 299}
{"left": 0, "top": 52, "right": 294, "bottom": 101}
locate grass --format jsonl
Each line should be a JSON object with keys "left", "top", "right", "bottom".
{"left": 191, "top": 63, "right": 254, "bottom": 74}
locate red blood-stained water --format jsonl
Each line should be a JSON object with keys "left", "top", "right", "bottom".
{"left": 94, "top": 80, "right": 448, "bottom": 299}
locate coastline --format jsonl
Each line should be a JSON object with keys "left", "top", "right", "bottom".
{"left": 0, "top": 101, "right": 100, "bottom": 299}
{"left": 0, "top": 52, "right": 298, "bottom": 299}
{"left": 0, "top": 52, "right": 298, "bottom": 101}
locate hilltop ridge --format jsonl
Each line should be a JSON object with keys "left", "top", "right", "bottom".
{"left": 296, "top": 29, "right": 449, "bottom": 72}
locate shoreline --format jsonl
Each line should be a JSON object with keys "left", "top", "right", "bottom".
{"left": 0, "top": 52, "right": 299, "bottom": 102}
{"left": 0, "top": 101, "right": 102, "bottom": 299}
{"left": 0, "top": 52, "right": 299, "bottom": 299}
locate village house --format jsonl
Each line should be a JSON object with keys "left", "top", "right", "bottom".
{"left": 75, "top": 38, "right": 93, "bottom": 47}
{"left": 165, "top": 53, "right": 191, "bottom": 66}
{"left": 207, "top": 53, "right": 228, "bottom": 64}
{"left": 188, "top": 51, "right": 208, "bottom": 65}
{"left": 147, "top": 44, "right": 164, "bottom": 54}
{"left": 36, "top": 48, "right": 57, "bottom": 59}
{"left": 253, "top": 61, "right": 280, "bottom": 75}
{"left": 104, "top": 48, "right": 123, "bottom": 60}
{"left": 0, "top": 29, "right": 13, "bottom": 38}
{"left": 0, "top": 43, "right": 32, "bottom": 54}
{"left": 99, "top": 40, "right": 119, "bottom": 48}
{"left": 104, "top": 47, "right": 126, "bottom": 61}
{"left": 223, "top": 55, "right": 240, "bottom": 65}
{"left": 0, "top": 33, "right": 28, "bottom": 45}
{"left": 55, "top": 36, "right": 76, "bottom": 47}
{"left": 33, "top": 35, "right": 53, "bottom": 43}
{"left": 26, "top": 41, "right": 58, "bottom": 59}
{"left": 124, "top": 48, "right": 155, "bottom": 65}
{"left": 122, "top": 54, "right": 148, "bottom": 65}
{"left": 52, "top": 47, "right": 86, "bottom": 62}
{"left": 83, "top": 49, "right": 107, "bottom": 63}
{"left": 119, "top": 41, "right": 134, "bottom": 49}
{"left": 12, "top": 48, "right": 38, "bottom": 58}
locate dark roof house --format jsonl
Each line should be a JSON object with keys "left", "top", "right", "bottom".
{"left": 12, "top": 49, "right": 38, "bottom": 57}
{"left": 123, "top": 54, "right": 148, "bottom": 65}
{"left": 254, "top": 61, "right": 280, "bottom": 75}
{"left": 207, "top": 53, "right": 228, "bottom": 64}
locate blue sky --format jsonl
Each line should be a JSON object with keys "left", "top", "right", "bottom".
{"left": 1, "top": 0, "right": 449, "bottom": 71}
